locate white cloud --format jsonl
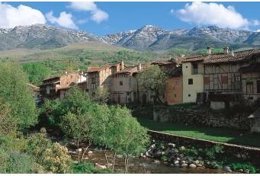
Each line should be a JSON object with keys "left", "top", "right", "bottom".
{"left": 69, "top": 2, "right": 109, "bottom": 23}
{"left": 256, "top": 29, "right": 260, "bottom": 32}
{"left": 46, "top": 11, "right": 78, "bottom": 29}
{"left": 0, "top": 2, "right": 46, "bottom": 28}
{"left": 175, "top": 2, "right": 249, "bottom": 29}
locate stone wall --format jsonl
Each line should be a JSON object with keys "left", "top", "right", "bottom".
{"left": 153, "top": 105, "right": 250, "bottom": 130}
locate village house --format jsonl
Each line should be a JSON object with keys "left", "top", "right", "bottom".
{"left": 203, "top": 48, "right": 260, "bottom": 109}
{"left": 40, "top": 72, "right": 86, "bottom": 99}
{"left": 180, "top": 47, "right": 260, "bottom": 109}
{"left": 181, "top": 54, "right": 205, "bottom": 103}
{"left": 110, "top": 64, "right": 142, "bottom": 104}
{"left": 152, "top": 60, "right": 183, "bottom": 105}
{"left": 239, "top": 61, "right": 260, "bottom": 103}
{"left": 85, "top": 61, "right": 124, "bottom": 96}
{"left": 165, "top": 66, "right": 183, "bottom": 105}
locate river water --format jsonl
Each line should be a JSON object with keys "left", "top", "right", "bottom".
{"left": 85, "top": 149, "right": 224, "bottom": 173}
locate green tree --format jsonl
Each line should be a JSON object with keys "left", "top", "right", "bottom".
{"left": 137, "top": 65, "right": 167, "bottom": 104}
{"left": 0, "top": 62, "right": 37, "bottom": 130}
{"left": 90, "top": 87, "right": 110, "bottom": 104}
{"left": 60, "top": 112, "right": 93, "bottom": 161}
{"left": 22, "top": 62, "right": 51, "bottom": 85}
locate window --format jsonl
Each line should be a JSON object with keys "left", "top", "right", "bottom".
{"left": 257, "top": 80, "right": 260, "bottom": 93}
{"left": 188, "top": 79, "right": 193, "bottom": 85}
{"left": 246, "top": 82, "right": 254, "bottom": 94}
{"left": 119, "top": 81, "right": 123, "bottom": 86}
{"left": 188, "top": 94, "right": 191, "bottom": 97}
{"left": 192, "top": 63, "right": 198, "bottom": 74}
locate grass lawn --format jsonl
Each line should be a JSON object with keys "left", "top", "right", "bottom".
{"left": 137, "top": 118, "right": 260, "bottom": 148}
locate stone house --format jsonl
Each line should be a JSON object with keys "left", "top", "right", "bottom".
{"left": 110, "top": 64, "right": 142, "bottom": 104}
{"left": 239, "top": 62, "right": 260, "bottom": 103}
{"left": 85, "top": 61, "right": 124, "bottom": 96}
{"left": 181, "top": 55, "right": 205, "bottom": 103}
{"left": 203, "top": 48, "right": 260, "bottom": 109}
{"left": 40, "top": 72, "right": 86, "bottom": 99}
{"left": 165, "top": 66, "right": 183, "bottom": 105}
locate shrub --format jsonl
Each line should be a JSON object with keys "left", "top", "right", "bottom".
{"left": 229, "top": 162, "right": 256, "bottom": 173}
{"left": 72, "top": 162, "right": 112, "bottom": 173}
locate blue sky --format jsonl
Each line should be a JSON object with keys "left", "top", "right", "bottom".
{"left": 1, "top": 2, "right": 260, "bottom": 35}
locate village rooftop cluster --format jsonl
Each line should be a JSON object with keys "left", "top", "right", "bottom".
{"left": 36, "top": 47, "right": 260, "bottom": 115}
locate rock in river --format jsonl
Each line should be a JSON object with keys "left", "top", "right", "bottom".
{"left": 189, "top": 164, "right": 197, "bottom": 168}
{"left": 223, "top": 166, "right": 232, "bottom": 173}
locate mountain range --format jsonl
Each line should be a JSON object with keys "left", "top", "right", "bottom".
{"left": 0, "top": 24, "right": 259, "bottom": 52}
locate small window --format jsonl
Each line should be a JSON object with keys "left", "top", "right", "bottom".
{"left": 186, "top": 66, "right": 188, "bottom": 68}
{"left": 188, "top": 79, "right": 193, "bottom": 85}
{"left": 246, "top": 82, "right": 254, "bottom": 94}
{"left": 119, "top": 81, "right": 123, "bottom": 86}
{"left": 188, "top": 94, "right": 191, "bottom": 97}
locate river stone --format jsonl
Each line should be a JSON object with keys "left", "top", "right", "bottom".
{"left": 197, "top": 164, "right": 203, "bottom": 167}
{"left": 194, "top": 160, "right": 200, "bottom": 165}
{"left": 117, "top": 154, "right": 123, "bottom": 158}
{"left": 189, "top": 164, "right": 197, "bottom": 168}
{"left": 181, "top": 160, "right": 186, "bottom": 164}
{"left": 180, "top": 146, "right": 185, "bottom": 151}
{"left": 88, "top": 150, "right": 93, "bottom": 155}
{"left": 176, "top": 157, "right": 180, "bottom": 161}
{"left": 76, "top": 148, "right": 82, "bottom": 152}
{"left": 174, "top": 160, "right": 179, "bottom": 165}
{"left": 95, "top": 163, "right": 107, "bottom": 169}
{"left": 181, "top": 163, "right": 188, "bottom": 167}
{"left": 168, "top": 143, "right": 176, "bottom": 148}
{"left": 223, "top": 166, "right": 232, "bottom": 173}
{"left": 239, "top": 169, "right": 244, "bottom": 172}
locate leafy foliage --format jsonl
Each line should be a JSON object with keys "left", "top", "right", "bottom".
{"left": 0, "top": 62, "right": 37, "bottom": 130}
{"left": 229, "top": 162, "right": 256, "bottom": 173}
{"left": 137, "top": 65, "right": 167, "bottom": 104}
{"left": 22, "top": 63, "right": 51, "bottom": 85}
{"left": 26, "top": 133, "right": 72, "bottom": 173}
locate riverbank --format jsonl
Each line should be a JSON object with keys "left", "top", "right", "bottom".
{"left": 137, "top": 118, "right": 260, "bottom": 147}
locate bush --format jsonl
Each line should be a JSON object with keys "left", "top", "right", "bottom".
{"left": 72, "top": 162, "right": 112, "bottom": 173}
{"left": 6, "top": 152, "right": 35, "bottom": 173}
{"left": 204, "top": 145, "right": 224, "bottom": 160}
{"left": 229, "top": 162, "right": 256, "bottom": 173}
{"left": 26, "top": 133, "right": 72, "bottom": 173}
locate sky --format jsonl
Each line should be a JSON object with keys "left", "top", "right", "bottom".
{"left": 1, "top": 2, "right": 260, "bottom": 36}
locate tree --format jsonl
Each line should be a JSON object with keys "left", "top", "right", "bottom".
{"left": 22, "top": 62, "right": 51, "bottom": 85}
{"left": 0, "top": 99, "right": 17, "bottom": 136}
{"left": 60, "top": 112, "right": 93, "bottom": 161}
{"left": 0, "top": 62, "right": 37, "bottom": 130}
{"left": 137, "top": 65, "right": 167, "bottom": 104}
{"left": 90, "top": 87, "right": 110, "bottom": 104}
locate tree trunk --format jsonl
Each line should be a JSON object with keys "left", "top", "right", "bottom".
{"left": 124, "top": 156, "right": 129, "bottom": 173}
{"left": 112, "top": 152, "right": 116, "bottom": 172}
{"left": 80, "top": 142, "right": 91, "bottom": 161}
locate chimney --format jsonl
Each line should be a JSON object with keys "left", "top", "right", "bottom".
{"left": 231, "top": 50, "right": 235, "bottom": 57}
{"left": 120, "top": 60, "right": 125, "bottom": 70}
{"left": 223, "top": 47, "right": 229, "bottom": 54}
{"left": 207, "top": 47, "right": 212, "bottom": 55}
{"left": 137, "top": 63, "right": 142, "bottom": 71}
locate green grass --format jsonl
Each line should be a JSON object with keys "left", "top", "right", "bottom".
{"left": 138, "top": 118, "right": 260, "bottom": 148}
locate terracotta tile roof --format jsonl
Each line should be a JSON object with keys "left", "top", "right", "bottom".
{"left": 86, "top": 64, "right": 111, "bottom": 73}
{"left": 181, "top": 49, "right": 260, "bottom": 64}
{"left": 42, "top": 76, "right": 60, "bottom": 82}
{"left": 113, "top": 66, "right": 138, "bottom": 75}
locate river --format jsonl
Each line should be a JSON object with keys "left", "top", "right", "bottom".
{"left": 83, "top": 149, "right": 224, "bottom": 173}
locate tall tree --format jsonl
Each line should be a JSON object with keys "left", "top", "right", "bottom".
{"left": 0, "top": 62, "right": 37, "bottom": 130}
{"left": 137, "top": 65, "right": 167, "bottom": 104}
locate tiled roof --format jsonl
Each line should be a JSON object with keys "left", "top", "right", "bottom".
{"left": 181, "top": 49, "right": 260, "bottom": 64}
{"left": 113, "top": 66, "right": 138, "bottom": 75}
{"left": 86, "top": 64, "right": 111, "bottom": 73}
{"left": 42, "top": 76, "right": 60, "bottom": 82}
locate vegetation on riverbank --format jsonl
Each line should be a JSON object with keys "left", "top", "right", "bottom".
{"left": 0, "top": 62, "right": 149, "bottom": 173}
{"left": 137, "top": 118, "right": 260, "bottom": 147}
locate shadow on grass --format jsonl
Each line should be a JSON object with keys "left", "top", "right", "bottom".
{"left": 137, "top": 118, "right": 260, "bottom": 148}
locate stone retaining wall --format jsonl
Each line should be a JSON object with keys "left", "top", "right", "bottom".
{"left": 148, "top": 130, "right": 260, "bottom": 166}
{"left": 153, "top": 106, "right": 250, "bottom": 130}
